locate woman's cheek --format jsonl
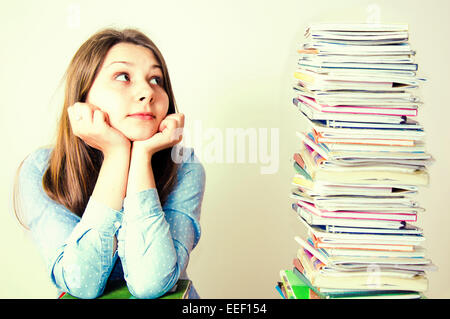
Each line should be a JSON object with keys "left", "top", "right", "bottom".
{"left": 155, "top": 117, "right": 164, "bottom": 133}
{"left": 99, "top": 96, "right": 125, "bottom": 126}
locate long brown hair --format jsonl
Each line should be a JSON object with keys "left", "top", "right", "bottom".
{"left": 19, "top": 28, "right": 180, "bottom": 221}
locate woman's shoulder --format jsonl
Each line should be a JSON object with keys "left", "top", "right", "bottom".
{"left": 175, "top": 147, "right": 205, "bottom": 178}
{"left": 169, "top": 147, "right": 206, "bottom": 194}
{"left": 20, "top": 146, "right": 53, "bottom": 176}
{"left": 16, "top": 146, "right": 76, "bottom": 229}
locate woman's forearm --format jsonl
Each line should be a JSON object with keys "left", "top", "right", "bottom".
{"left": 92, "top": 147, "right": 131, "bottom": 211}
{"left": 91, "top": 147, "right": 130, "bottom": 255}
{"left": 121, "top": 146, "right": 181, "bottom": 298}
{"left": 126, "top": 147, "right": 156, "bottom": 195}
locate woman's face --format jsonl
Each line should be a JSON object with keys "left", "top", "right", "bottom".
{"left": 86, "top": 42, "right": 169, "bottom": 141}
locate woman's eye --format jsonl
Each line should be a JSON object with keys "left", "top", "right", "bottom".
{"left": 149, "top": 76, "right": 163, "bottom": 86}
{"left": 115, "top": 73, "right": 130, "bottom": 82}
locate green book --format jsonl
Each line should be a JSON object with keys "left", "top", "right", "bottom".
{"left": 280, "top": 270, "right": 311, "bottom": 299}
{"left": 60, "top": 279, "right": 191, "bottom": 299}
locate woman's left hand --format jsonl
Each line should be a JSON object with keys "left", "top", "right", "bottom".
{"left": 132, "top": 113, "right": 184, "bottom": 158}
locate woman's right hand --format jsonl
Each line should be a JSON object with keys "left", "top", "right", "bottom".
{"left": 67, "top": 102, "right": 131, "bottom": 157}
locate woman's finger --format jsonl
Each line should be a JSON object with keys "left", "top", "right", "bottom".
{"left": 67, "top": 105, "right": 83, "bottom": 133}
{"left": 92, "top": 109, "right": 107, "bottom": 128}
{"left": 80, "top": 103, "right": 96, "bottom": 124}
{"left": 166, "top": 119, "right": 184, "bottom": 144}
{"left": 173, "top": 113, "right": 185, "bottom": 127}
{"left": 160, "top": 113, "right": 184, "bottom": 131}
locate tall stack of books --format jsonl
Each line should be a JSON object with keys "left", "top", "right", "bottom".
{"left": 278, "top": 24, "right": 435, "bottom": 299}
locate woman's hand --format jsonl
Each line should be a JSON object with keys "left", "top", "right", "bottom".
{"left": 67, "top": 102, "right": 131, "bottom": 157}
{"left": 126, "top": 113, "right": 184, "bottom": 194}
{"left": 132, "top": 113, "right": 184, "bottom": 158}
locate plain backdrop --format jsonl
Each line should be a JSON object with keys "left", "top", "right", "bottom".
{"left": 1, "top": 0, "right": 449, "bottom": 298}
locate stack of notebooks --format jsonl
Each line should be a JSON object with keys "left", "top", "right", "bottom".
{"left": 277, "top": 23, "right": 436, "bottom": 299}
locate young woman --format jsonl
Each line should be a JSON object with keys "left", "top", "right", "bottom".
{"left": 14, "top": 28, "right": 205, "bottom": 299}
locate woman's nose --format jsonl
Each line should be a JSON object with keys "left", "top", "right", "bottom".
{"left": 137, "top": 83, "right": 154, "bottom": 103}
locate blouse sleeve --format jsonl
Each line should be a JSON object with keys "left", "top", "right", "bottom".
{"left": 17, "top": 148, "right": 123, "bottom": 299}
{"left": 117, "top": 148, "right": 205, "bottom": 299}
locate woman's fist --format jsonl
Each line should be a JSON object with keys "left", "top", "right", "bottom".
{"left": 132, "top": 112, "right": 184, "bottom": 157}
{"left": 67, "top": 102, "right": 130, "bottom": 156}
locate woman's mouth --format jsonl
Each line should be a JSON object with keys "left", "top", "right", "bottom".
{"left": 128, "top": 112, "right": 156, "bottom": 120}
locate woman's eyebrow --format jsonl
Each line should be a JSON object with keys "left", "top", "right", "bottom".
{"left": 106, "top": 61, "right": 133, "bottom": 68}
{"left": 105, "top": 61, "right": 162, "bottom": 70}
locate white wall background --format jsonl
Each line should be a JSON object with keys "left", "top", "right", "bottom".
{"left": 1, "top": 0, "right": 449, "bottom": 298}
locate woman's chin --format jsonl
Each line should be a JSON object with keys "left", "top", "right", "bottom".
{"left": 125, "top": 130, "right": 157, "bottom": 142}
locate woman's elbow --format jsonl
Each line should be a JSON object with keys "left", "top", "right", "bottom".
{"left": 52, "top": 269, "right": 105, "bottom": 299}
{"left": 127, "top": 271, "right": 179, "bottom": 299}
{"left": 59, "top": 282, "right": 104, "bottom": 299}
{"left": 68, "top": 288, "right": 103, "bottom": 299}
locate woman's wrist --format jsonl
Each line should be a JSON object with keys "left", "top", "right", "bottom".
{"left": 127, "top": 143, "right": 156, "bottom": 194}
{"left": 103, "top": 142, "right": 131, "bottom": 162}
{"left": 131, "top": 143, "right": 156, "bottom": 162}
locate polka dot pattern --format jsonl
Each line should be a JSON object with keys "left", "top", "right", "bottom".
{"left": 18, "top": 147, "right": 205, "bottom": 299}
